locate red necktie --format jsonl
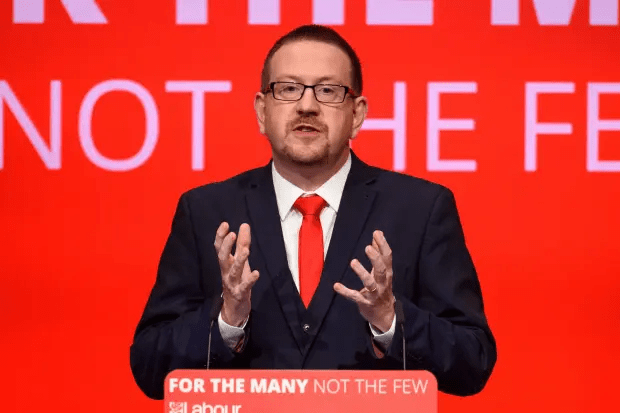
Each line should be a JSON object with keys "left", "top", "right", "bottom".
{"left": 294, "top": 195, "right": 327, "bottom": 307}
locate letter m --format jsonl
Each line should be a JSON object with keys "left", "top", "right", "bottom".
{"left": 491, "top": 0, "right": 618, "bottom": 26}
{"left": 13, "top": 0, "right": 107, "bottom": 24}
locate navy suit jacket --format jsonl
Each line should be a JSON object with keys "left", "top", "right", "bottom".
{"left": 130, "top": 153, "right": 496, "bottom": 400}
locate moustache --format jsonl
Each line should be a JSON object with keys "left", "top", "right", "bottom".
{"left": 288, "top": 117, "right": 327, "bottom": 132}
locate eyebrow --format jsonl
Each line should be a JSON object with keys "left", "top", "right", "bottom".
{"left": 275, "top": 75, "right": 344, "bottom": 85}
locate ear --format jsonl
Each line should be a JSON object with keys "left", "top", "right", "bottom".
{"left": 254, "top": 92, "right": 267, "bottom": 135}
{"left": 349, "top": 95, "right": 368, "bottom": 140}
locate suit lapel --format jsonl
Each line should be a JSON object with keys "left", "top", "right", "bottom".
{"left": 303, "top": 153, "right": 379, "bottom": 352}
{"left": 245, "top": 164, "right": 306, "bottom": 353}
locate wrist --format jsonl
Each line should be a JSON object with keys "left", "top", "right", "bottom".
{"left": 221, "top": 299, "right": 250, "bottom": 327}
{"left": 371, "top": 309, "right": 395, "bottom": 333}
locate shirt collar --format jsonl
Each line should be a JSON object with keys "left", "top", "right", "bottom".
{"left": 272, "top": 153, "right": 352, "bottom": 221}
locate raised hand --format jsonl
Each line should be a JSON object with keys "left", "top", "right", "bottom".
{"left": 333, "top": 230, "right": 396, "bottom": 333}
{"left": 214, "top": 222, "right": 260, "bottom": 326}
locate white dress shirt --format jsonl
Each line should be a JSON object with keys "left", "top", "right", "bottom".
{"left": 219, "top": 154, "right": 395, "bottom": 350}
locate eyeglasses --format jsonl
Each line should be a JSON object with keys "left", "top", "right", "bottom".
{"left": 265, "top": 82, "right": 356, "bottom": 103}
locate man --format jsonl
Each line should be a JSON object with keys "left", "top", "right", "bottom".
{"left": 130, "top": 25, "right": 496, "bottom": 400}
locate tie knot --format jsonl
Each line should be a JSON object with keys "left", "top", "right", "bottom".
{"left": 294, "top": 195, "right": 327, "bottom": 217}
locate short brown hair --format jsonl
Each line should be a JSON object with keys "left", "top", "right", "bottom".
{"left": 261, "top": 25, "right": 363, "bottom": 94}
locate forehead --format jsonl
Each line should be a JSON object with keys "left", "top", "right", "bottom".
{"left": 269, "top": 40, "right": 353, "bottom": 85}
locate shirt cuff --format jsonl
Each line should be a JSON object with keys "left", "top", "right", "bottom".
{"left": 218, "top": 312, "right": 248, "bottom": 350}
{"left": 369, "top": 314, "right": 396, "bottom": 351}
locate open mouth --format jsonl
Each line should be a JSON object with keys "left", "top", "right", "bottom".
{"left": 293, "top": 124, "right": 321, "bottom": 132}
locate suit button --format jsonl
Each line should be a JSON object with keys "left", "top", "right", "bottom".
{"left": 302, "top": 324, "right": 311, "bottom": 333}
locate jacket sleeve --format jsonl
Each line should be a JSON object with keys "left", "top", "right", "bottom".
{"left": 129, "top": 193, "right": 240, "bottom": 400}
{"left": 386, "top": 187, "right": 497, "bottom": 396}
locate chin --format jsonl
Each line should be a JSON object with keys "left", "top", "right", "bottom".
{"left": 279, "top": 140, "right": 328, "bottom": 165}
{"left": 285, "top": 149, "right": 330, "bottom": 167}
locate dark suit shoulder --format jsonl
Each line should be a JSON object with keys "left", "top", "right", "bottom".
{"left": 170, "top": 165, "right": 270, "bottom": 223}
{"left": 185, "top": 165, "right": 267, "bottom": 197}
{"left": 364, "top": 164, "right": 453, "bottom": 205}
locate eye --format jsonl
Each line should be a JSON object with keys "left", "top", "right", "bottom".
{"left": 277, "top": 83, "right": 301, "bottom": 94}
{"left": 316, "top": 85, "right": 336, "bottom": 95}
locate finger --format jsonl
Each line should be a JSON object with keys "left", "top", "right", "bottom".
{"left": 232, "top": 224, "right": 251, "bottom": 277}
{"left": 237, "top": 223, "right": 251, "bottom": 250}
{"left": 365, "top": 245, "right": 388, "bottom": 284}
{"left": 373, "top": 231, "right": 393, "bottom": 267}
{"left": 218, "top": 232, "right": 237, "bottom": 272}
{"left": 239, "top": 270, "right": 260, "bottom": 290}
{"left": 350, "top": 259, "right": 378, "bottom": 292}
{"left": 334, "top": 282, "right": 372, "bottom": 305}
{"left": 241, "top": 258, "right": 257, "bottom": 280}
{"left": 228, "top": 246, "right": 250, "bottom": 282}
{"left": 214, "top": 222, "right": 230, "bottom": 252}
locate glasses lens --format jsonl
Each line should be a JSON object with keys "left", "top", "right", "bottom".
{"left": 273, "top": 83, "right": 303, "bottom": 101}
{"left": 315, "top": 85, "right": 346, "bottom": 103}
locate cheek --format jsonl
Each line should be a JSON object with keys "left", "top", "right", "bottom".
{"left": 326, "top": 111, "right": 354, "bottom": 138}
{"left": 264, "top": 106, "right": 291, "bottom": 135}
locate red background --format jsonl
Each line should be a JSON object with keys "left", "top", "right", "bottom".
{"left": 1, "top": 1, "right": 619, "bottom": 412}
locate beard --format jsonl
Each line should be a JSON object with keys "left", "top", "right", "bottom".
{"left": 281, "top": 136, "right": 331, "bottom": 167}
{"left": 266, "top": 114, "right": 350, "bottom": 169}
{"left": 277, "top": 115, "right": 331, "bottom": 166}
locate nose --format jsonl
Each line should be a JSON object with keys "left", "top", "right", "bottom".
{"left": 295, "top": 86, "right": 321, "bottom": 115}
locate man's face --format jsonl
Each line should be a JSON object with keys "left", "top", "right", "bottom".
{"left": 255, "top": 40, "right": 367, "bottom": 170}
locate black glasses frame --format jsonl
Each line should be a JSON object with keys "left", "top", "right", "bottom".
{"left": 264, "top": 81, "right": 357, "bottom": 103}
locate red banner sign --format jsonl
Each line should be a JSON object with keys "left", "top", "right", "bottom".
{"left": 165, "top": 370, "right": 437, "bottom": 413}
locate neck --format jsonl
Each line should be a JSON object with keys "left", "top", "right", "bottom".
{"left": 273, "top": 150, "right": 349, "bottom": 192}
